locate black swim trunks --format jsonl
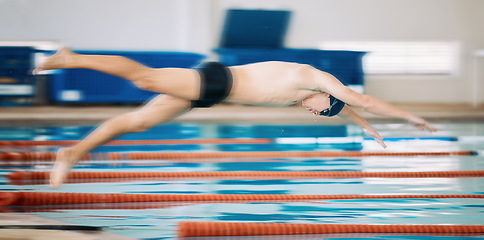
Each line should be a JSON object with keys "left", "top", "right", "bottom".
{"left": 191, "top": 62, "right": 233, "bottom": 108}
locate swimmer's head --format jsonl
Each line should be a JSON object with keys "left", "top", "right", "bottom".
{"left": 302, "top": 93, "right": 346, "bottom": 117}
{"left": 319, "top": 95, "right": 346, "bottom": 117}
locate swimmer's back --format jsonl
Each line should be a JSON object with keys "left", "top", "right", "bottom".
{"left": 226, "top": 62, "right": 321, "bottom": 106}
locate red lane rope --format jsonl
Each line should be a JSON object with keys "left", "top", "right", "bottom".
{"left": 0, "top": 138, "right": 271, "bottom": 146}
{"left": 1, "top": 202, "right": 197, "bottom": 212}
{"left": 8, "top": 170, "right": 484, "bottom": 181}
{"left": 177, "top": 221, "right": 484, "bottom": 237}
{"left": 1, "top": 192, "right": 482, "bottom": 206}
{"left": 0, "top": 150, "right": 476, "bottom": 161}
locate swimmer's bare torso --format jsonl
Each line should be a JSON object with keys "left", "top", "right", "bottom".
{"left": 226, "top": 61, "right": 327, "bottom": 107}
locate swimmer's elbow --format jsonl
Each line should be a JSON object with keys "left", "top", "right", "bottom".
{"left": 359, "top": 94, "right": 374, "bottom": 111}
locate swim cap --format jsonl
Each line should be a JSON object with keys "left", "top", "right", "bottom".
{"left": 319, "top": 95, "right": 346, "bottom": 117}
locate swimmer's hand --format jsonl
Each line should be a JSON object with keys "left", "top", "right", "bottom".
{"left": 363, "top": 128, "right": 387, "bottom": 148}
{"left": 409, "top": 116, "right": 437, "bottom": 132}
{"left": 335, "top": 105, "right": 387, "bottom": 148}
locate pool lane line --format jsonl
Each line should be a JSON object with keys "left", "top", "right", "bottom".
{"left": 366, "top": 136, "right": 458, "bottom": 142}
{"left": 0, "top": 150, "right": 477, "bottom": 161}
{"left": 2, "top": 202, "right": 197, "bottom": 211}
{"left": 177, "top": 221, "right": 484, "bottom": 237}
{"left": 0, "top": 136, "right": 462, "bottom": 147}
{"left": 278, "top": 136, "right": 458, "bottom": 144}
{"left": 0, "top": 138, "right": 272, "bottom": 146}
{"left": 8, "top": 170, "right": 484, "bottom": 181}
{"left": 1, "top": 192, "right": 483, "bottom": 206}
{"left": 0, "top": 158, "right": 287, "bottom": 169}
{"left": 0, "top": 225, "right": 102, "bottom": 231}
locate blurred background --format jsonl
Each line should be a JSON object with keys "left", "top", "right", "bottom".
{"left": 0, "top": 0, "right": 483, "bottom": 107}
{"left": 1, "top": 2, "right": 484, "bottom": 239}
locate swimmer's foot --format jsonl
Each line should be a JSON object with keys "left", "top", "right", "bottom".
{"left": 50, "top": 147, "right": 79, "bottom": 188}
{"left": 33, "top": 47, "right": 75, "bottom": 75}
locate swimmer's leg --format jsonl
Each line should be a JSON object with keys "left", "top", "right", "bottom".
{"left": 34, "top": 47, "right": 201, "bottom": 100}
{"left": 50, "top": 94, "right": 192, "bottom": 188}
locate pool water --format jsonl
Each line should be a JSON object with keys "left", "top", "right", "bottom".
{"left": 1, "top": 121, "right": 483, "bottom": 239}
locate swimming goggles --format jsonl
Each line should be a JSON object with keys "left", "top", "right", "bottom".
{"left": 319, "top": 95, "right": 345, "bottom": 117}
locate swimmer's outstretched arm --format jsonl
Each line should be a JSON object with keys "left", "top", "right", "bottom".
{"left": 50, "top": 95, "right": 192, "bottom": 188}
{"left": 337, "top": 105, "right": 387, "bottom": 148}
{"left": 315, "top": 72, "right": 437, "bottom": 132}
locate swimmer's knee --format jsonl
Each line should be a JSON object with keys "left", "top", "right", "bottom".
{"left": 116, "top": 112, "right": 151, "bottom": 133}
{"left": 128, "top": 122, "right": 149, "bottom": 133}
{"left": 130, "top": 118, "right": 152, "bottom": 133}
{"left": 131, "top": 69, "right": 164, "bottom": 92}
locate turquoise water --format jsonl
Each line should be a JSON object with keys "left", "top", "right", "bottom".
{"left": 1, "top": 121, "right": 483, "bottom": 239}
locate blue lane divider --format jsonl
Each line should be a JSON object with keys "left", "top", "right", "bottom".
{"left": 277, "top": 136, "right": 458, "bottom": 145}
{"left": 371, "top": 137, "right": 458, "bottom": 142}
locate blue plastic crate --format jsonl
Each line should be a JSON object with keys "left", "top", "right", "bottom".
{"left": 0, "top": 47, "right": 35, "bottom": 82}
{"left": 301, "top": 50, "right": 366, "bottom": 85}
{"left": 50, "top": 51, "right": 205, "bottom": 103}
{"left": 220, "top": 9, "right": 291, "bottom": 48}
{"left": 0, "top": 47, "right": 36, "bottom": 99}
{"left": 215, "top": 48, "right": 306, "bottom": 65}
{"left": 214, "top": 48, "right": 365, "bottom": 86}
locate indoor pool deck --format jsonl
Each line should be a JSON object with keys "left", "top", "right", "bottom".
{"left": 0, "top": 213, "right": 136, "bottom": 240}
{"left": 0, "top": 103, "right": 483, "bottom": 123}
